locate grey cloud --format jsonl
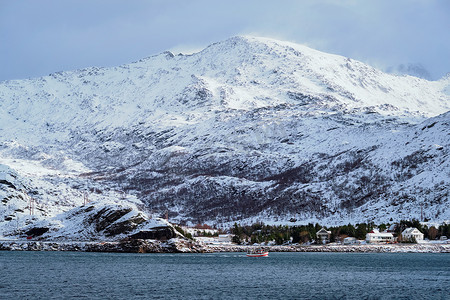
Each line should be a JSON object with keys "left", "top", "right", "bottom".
{"left": 0, "top": 0, "right": 448, "bottom": 81}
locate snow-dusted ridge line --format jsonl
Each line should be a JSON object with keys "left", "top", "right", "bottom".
{"left": 0, "top": 36, "right": 449, "bottom": 238}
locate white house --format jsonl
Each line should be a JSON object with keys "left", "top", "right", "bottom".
{"left": 366, "top": 229, "right": 395, "bottom": 243}
{"left": 316, "top": 228, "right": 331, "bottom": 244}
{"left": 402, "top": 228, "right": 424, "bottom": 242}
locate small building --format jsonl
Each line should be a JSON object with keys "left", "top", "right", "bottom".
{"left": 194, "top": 236, "right": 216, "bottom": 245}
{"left": 366, "top": 229, "right": 395, "bottom": 243}
{"left": 218, "top": 234, "right": 233, "bottom": 243}
{"left": 402, "top": 228, "right": 424, "bottom": 242}
{"left": 316, "top": 228, "right": 331, "bottom": 244}
{"left": 343, "top": 237, "right": 357, "bottom": 245}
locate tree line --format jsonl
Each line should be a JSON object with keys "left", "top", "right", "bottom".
{"left": 229, "top": 220, "right": 450, "bottom": 245}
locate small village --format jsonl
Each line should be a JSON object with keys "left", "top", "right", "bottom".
{"left": 179, "top": 220, "right": 450, "bottom": 249}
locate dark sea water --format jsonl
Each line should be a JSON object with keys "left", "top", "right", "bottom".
{"left": 0, "top": 251, "right": 448, "bottom": 299}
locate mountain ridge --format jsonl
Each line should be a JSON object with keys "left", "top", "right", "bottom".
{"left": 0, "top": 36, "right": 449, "bottom": 237}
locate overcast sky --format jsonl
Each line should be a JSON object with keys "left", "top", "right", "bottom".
{"left": 1, "top": 0, "right": 449, "bottom": 81}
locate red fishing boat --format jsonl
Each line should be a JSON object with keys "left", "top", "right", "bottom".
{"left": 246, "top": 247, "right": 269, "bottom": 257}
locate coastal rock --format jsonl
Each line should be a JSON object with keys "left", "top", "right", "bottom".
{"left": 129, "top": 226, "right": 177, "bottom": 241}
{"left": 1, "top": 240, "right": 448, "bottom": 253}
{"left": 103, "top": 212, "right": 147, "bottom": 236}
{"left": 13, "top": 200, "right": 177, "bottom": 242}
{"left": 90, "top": 206, "right": 133, "bottom": 232}
{"left": 25, "top": 227, "right": 50, "bottom": 237}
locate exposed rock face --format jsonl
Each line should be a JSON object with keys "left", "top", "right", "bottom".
{"left": 105, "top": 212, "right": 147, "bottom": 236}
{"left": 130, "top": 226, "right": 177, "bottom": 241}
{"left": 25, "top": 227, "right": 49, "bottom": 237}
{"left": 90, "top": 206, "right": 133, "bottom": 232}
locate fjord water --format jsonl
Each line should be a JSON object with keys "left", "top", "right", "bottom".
{"left": 1, "top": 252, "right": 448, "bottom": 299}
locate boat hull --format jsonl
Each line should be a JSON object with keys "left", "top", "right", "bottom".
{"left": 246, "top": 251, "right": 269, "bottom": 257}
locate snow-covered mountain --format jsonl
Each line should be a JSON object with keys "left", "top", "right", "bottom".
{"left": 1, "top": 36, "right": 449, "bottom": 237}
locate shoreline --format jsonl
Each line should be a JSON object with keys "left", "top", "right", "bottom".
{"left": 1, "top": 239, "right": 449, "bottom": 253}
{"left": 207, "top": 243, "right": 450, "bottom": 253}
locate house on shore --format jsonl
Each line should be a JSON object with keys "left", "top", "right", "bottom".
{"left": 402, "top": 228, "right": 424, "bottom": 242}
{"left": 366, "top": 229, "right": 395, "bottom": 243}
{"left": 316, "top": 228, "right": 331, "bottom": 244}
{"left": 195, "top": 234, "right": 233, "bottom": 245}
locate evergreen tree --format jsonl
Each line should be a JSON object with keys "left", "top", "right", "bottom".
{"left": 231, "top": 222, "right": 244, "bottom": 244}
{"left": 355, "top": 223, "right": 367, "bottom": 240}
{"left": 438, "top": 224, "right": 450, "bottom": 238}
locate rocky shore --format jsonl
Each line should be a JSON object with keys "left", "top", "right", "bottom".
{"left": 207, "top": 243, "right": 450, "bottom": 253}
{"left": 1, "top": 239, "right": 449, "bottom": 253}
{"left": 0, "top": 238, "right": 208, "bottom": 253}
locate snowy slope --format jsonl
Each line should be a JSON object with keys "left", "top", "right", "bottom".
{"left": 0, "top": 36, "right": 449, "bottom": 235}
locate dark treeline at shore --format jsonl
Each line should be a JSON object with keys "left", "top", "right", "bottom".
{"left": 228, "top": 219, "right": 450, "bottom": 245}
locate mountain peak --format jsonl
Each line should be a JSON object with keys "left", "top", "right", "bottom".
{"left": 198, "top": 35, "right": 317, "bottom": 59}
{"left": 0, "top": 36, "right": 449, "bottom": 232}
{"left": 1, "top": 36, "right": 448, "bottom": 121}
